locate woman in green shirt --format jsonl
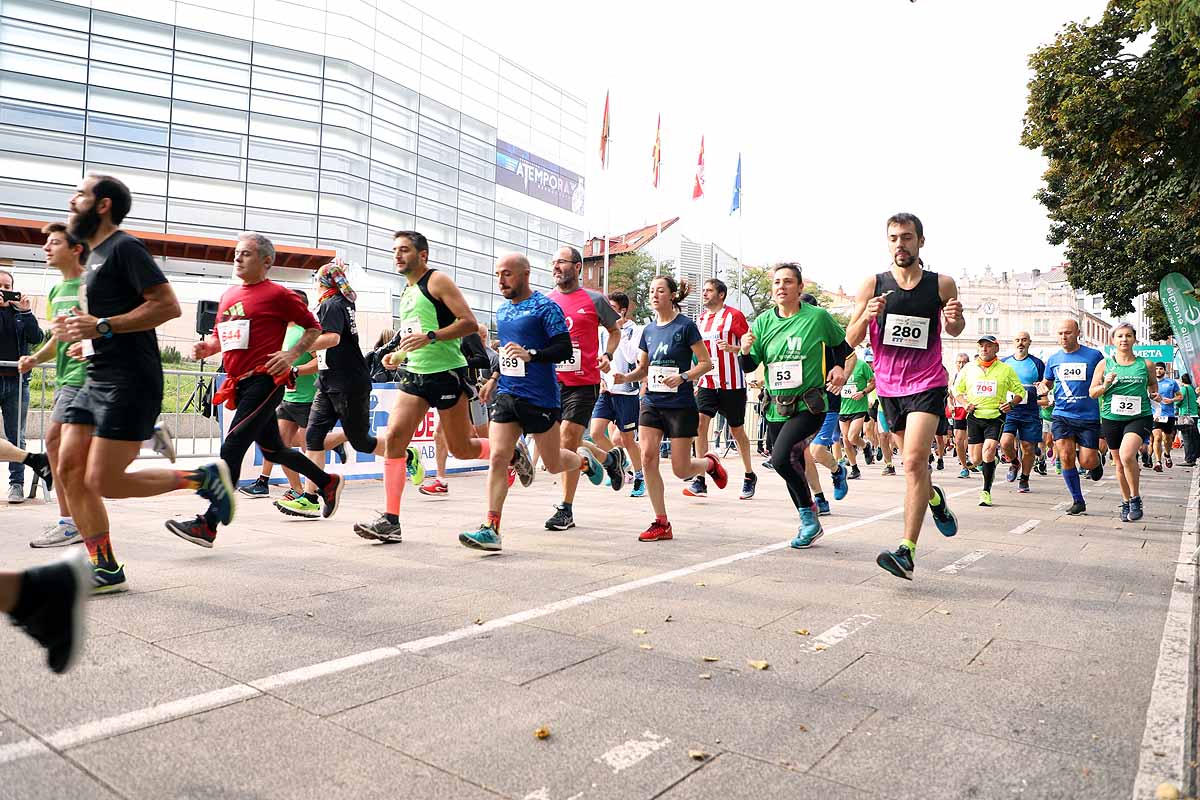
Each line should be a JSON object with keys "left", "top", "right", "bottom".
{"left": 1088, "top": 322, "right": 1157, "bottom": 522}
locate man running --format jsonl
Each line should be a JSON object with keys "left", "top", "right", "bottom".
{"left": 590, "top": 292, "right": 645, "bottom": 497}
{"left": 545, "top": 246, "right": 623, "bottom": 531}
{"left": 846, "top": 213, "right": 964, "bottom": 580}
{"left": 693, "top": 278, "right": 757, "bottom": 499}
{"left": 1000, "top": 331, "right": 1045, "bottom": 493}
{"left": 1041, "top": 318, "right": 1105, "bottom": 515}
{"left": 838, "top": 348, "right": 876, "bottom": 480}
{"left": 460, "top": 253, "right": 610, "bottom": 552}
{"left": 353, "top": 231, "right": 499, "bottom": 542}
{"left": 950, "top": 352, "right": 973, "bottom": 477}
{"left": 166, "top": 233, "right": 343, "bottom": 545}
{"left": 953, "top": 335, "right": 1024, "bottom": 507}
{"left": 1151, "top": 362, "right": 1180, "bottom": 471}
{"left": 53, "top": 174, "right": 232, "bottom": 592}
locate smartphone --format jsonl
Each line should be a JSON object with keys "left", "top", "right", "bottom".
{"left": 0, "top": 290, "right": 21, "bottom": 302}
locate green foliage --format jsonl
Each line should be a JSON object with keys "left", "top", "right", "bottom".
{"left": 160, "top": 345, "right": 183, "bottom": 364}
{"left": 1022, "top": 0, "right": 1200, "bottom": 316}
{"left": 1145, "top": 294, "right": 1175, "bottom": 341}
{"left": 726, "top": 264, "right": 773, "bottom": 320}
{"left": 606, "top": 252, "right": 675, "bottom": 323}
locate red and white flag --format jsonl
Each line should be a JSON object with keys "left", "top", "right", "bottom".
{"left": 692, "top": 135, "right": 705, "bottom": 199}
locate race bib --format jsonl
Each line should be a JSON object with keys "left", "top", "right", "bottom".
{"left": 883, "top": 314, "right": 929, "bottom": 349}
{"left": 973, "top": 380, "right": 997, "bottom": 398}
{"left": 499, "top": 352, "right": 525, "bottom": 377}
{"left": 841, "top": 383, "right": 857, "bottom": 399}
{"left": 81, "top": 338, "right": 94, "bottom": 358}
{"left": 1154, "top": 414, "right": 1168, "bottom": 423}
{"left": 399, "top": 318, "right": 422, "bottom": 338}
{"left": 556, "top": 344, "right": 582, "bottom": 373}
{"left": 701, "top": 328, "right": 722, "bottom": 342}
{"left": 1058, "top": 363, "right": 1086, "bottom": 382}
{"left": 216, "top": 319, "right": 250, "bottom": 352}
{"left": 1112, "top": 395, "right": 1142, "bottom": 417}
{"left": 1005, "top": 390, "right": 1021, "bottom": 405}
{"left": 769, "top": 360, "right": 803, "bottom": 390}
{"left": 317, "top": 349, "right": 328, "bottom": 371}
{"left": 647, "top": 365, "right": 680, "bottom": 392}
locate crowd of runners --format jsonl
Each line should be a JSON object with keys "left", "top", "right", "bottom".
{"left": 5, "top": 177, "right": 1193, "bottom": 675}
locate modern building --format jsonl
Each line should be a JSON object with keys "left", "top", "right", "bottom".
{"left": 0, "top": 0, "right": 587, "bottom": 350}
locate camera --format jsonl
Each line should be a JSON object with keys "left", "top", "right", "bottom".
{"left": 0, "top": 290, "right": 22, "bottom": 303}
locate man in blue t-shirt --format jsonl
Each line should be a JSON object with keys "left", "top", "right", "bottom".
{"left": 1040, "top": 318, "right": 1105, "bottom": 515}
{"left": 1001, "top": 331, "right": 1046, "bottom": 493}
{"left": 1152, "top": 361, "right": 1180, "bottom": 471}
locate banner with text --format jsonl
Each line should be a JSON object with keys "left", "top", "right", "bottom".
{"left": 495, "top": 139, "right": 585, "bottom": 214}
{"left": 1102, "top": 343, "right": 1175, "bottom": 363}
{"left": 1159, "top": 272, "right": 1200, "bottom": 384}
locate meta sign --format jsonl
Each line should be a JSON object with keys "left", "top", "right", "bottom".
{"left": 495, "top": 139, "right": 585, "bottom": 214}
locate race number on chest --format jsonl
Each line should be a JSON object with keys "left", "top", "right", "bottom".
{"left": 770, "top": 360, "right": 803, "bottom": 390}
{"left": 499, "top": 352, "right": 526, "bottom": 377}
{"left": 647, "top": 365, "right": 679, "bottom": 392}
{"left": 1058, "top": 363, "right": 1086, "bottom": 382}
{"left": 217, "top": 319, "right": 250, "bottom": 352}
{"left": 1112, "top": 395, "right": 1142, "bottom": 417}
{"left": 883, "top": 314, "right": 929, "bottom": 349}
{"left": 556, "top": 343, "right": 582, "bottom": 373}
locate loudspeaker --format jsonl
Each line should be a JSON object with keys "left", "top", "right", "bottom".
{"left": 196, "top": 300, "right": 218, "bottom": 335}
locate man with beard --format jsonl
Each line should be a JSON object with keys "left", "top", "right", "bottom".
{"left": 54, "top": 175, "right": 233, "bottom": 592}
{"left": 1000, "top": 331, "right": 1045, "bottom": 493}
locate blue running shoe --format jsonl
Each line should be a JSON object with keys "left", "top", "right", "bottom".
{"left": 630, "top": 476, "right": 646, "bottom": 498}
{"left": 459, "top": 523, "right": 502, "bottom": 551}
{"left": 196, "top": 461, "right": 235, "bottom": 527}
{"left": 831, "top": 465, "right": 849, "bottom": 501}
{"left": 578, "top": 449, "right": 604, "bottom": 485}
{"left": 815, "top": 496, "right": 831, "bottom": 515}
{"left": 958, "top": 468, "right": 970, "bottom": 479}
{"left": 791, "top": 506, "right": 824, "bottom": 548}
{"left": 91, "top": 561, "right": 129, "bottom": 594}
{"left": 928, "top": 484, "right": 958, "bottom": 537}
{"left": 877, "top": 544, "right": 914, "bottom": 580}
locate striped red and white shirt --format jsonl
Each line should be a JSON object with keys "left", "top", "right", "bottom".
{"left": 697, "top": 304, "right": 749, "bottom": 390}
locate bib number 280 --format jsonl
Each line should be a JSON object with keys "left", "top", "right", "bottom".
{"left": 883, "top": 314, "right": 930, "bottom": 349}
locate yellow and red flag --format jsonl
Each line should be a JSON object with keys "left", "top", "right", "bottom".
{"left": 599, "top": 91, "right": 611, "bottom": 168}
{"left": 652, "top": 113, "right": 662, "bottom": 188}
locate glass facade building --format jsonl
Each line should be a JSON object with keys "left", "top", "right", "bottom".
{"left": 0, "top": 0, "right": 587, "bottom": 329}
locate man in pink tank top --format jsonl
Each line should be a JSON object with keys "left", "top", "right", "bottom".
{"left": 846, "top": 213, "right": 966, "bottom": 581}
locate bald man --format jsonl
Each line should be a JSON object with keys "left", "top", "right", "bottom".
{"left": 1040, "top": 318, "right": 1105, "bottom": 515}
{"left": 1000, "top": 331, "right": 1046, "bottom": 493}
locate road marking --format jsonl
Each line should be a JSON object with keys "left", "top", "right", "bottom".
{"left": 1130, "top": 467, "right": 1199, "bottom": 799}
{"left": 937, "top": 549, "right": 991, "bottom": 574}
{"left": 0, "top": 489, "right": 975, "bottom": 766}
{"left": 1009, "top": 519, "right": 1040, "bottom": 535}
{"left": 594, "top": 730, "right": 671, "bottom": 773}
{"left": 806, "top": 613, "right": 878, "bottom": 652}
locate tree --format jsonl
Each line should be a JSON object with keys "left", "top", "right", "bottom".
{"left": 726, "top": 264, "right": 773, "bottom": 320}
{"left": 1145, "top": 294, "right": 1175, "bottom": 341}
{"left": 605, "top": 252, "right": 674, "bottom": 323}
{"left": 1022, "top": 1, "right": 1200, "bottom": 316}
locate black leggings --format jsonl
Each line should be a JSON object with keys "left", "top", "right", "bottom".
{"left": 767, "top": 411, "right": 825, "bottom": 510}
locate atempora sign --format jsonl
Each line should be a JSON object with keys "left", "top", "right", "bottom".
{"left": 495, "top": 139, "right": 585, "bottom": 214}
{"left": 1159, "top": 272, "right": 1200, "bottom": 383}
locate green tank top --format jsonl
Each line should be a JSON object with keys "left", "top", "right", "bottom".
{"left": 282, "top": 324, "right": 316, "bottom": 404}
{"left": 395, "top": 269, "right": 467, "bottom": 375}
{"left": 1100, "top": 355, "right": 1151, "bottom": 421}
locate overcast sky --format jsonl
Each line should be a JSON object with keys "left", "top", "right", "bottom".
{"left": 426, "top": 0, "right": 1108, "bottom": 293}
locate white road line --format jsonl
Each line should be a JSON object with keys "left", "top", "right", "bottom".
{"left": 0, "top": 489, "right": 975, "bottom": 766}
{"left": 1130, "top": 467, "right": 1199, "bottom": 799}
{"left": 937, "top": 549, "right": 991, "bottom": 575}
{"left": 806, "top": 613, "right": 878, "bottom": 652}
{"left": 1008, "top": 519, "right": 1040, "bottom": 535}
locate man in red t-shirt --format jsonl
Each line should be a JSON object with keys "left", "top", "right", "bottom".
{"left": 165, "top": 232, "right": 343, "bottom": 546}
{"left": 697, "top": 279, "right": 756, "bottom": 499}
{"left": 545, "top": 246, "right": 623, "bottom": 532}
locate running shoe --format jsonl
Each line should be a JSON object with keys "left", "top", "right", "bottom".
{"left": 792, "top": 506, "right": 823, "bottom": 548}
{"left": 1141, "top": 453, "right": 1152, "bottom": 468}
{"left": 881, "top": 464, "right": 896, "bottom": 476}
{"left": 928, "top": 453, "right": 934, "bottom": 465}
{"left": 332, "top": 443, "right": 348, "bottom": 463}
{"left": 1155, "top": 462, "right": 1164, "bottom": 473}
{"left": 195, "top": 461, "right": 235, "bottom": 526}
{"left": 318, "top": 474, "right": 344, "bottom": 518}
{"left": 406, "top": 446, "right": 425, "bottom": 485}
{"left": 280, "top": 488, "right": 302, "bottom": 502}
{"left": 1034, "top": 458, "right": 1047, "bottom": 476}
{"left": 978, "top": 490, "right": 992, "bottom": 507}
{"left": 1166, "top": 457, "right": 1174, "bottom": 469}
{"left": 958, "top": 468, "right": 970, "bottom": 479}
{"left": 630, "top": 476, "right": 646, "bottom": 497}
{"left": 864, "top": 447, "right": 875, "bottom": 465}
{"left": 928, "top": 484, "right": 958, "bottom": 536}
{"left": 238, "top": 478, "right": 270, "bottom": 498}
{"left": 1066, "top": 500, "right": 1087, "bottom": 516}
{"left": 1089, "top": 463, "right": 1103, "bottom": 481}
{"left": 875, "top": 447, "right": 884, "bottom": 462}
{"left": 968, "top": 463, "right": 980, "bottom": 473}
{"left": 936, "top": 457, "right": 944, "bottom": 471}
{"left": 602, "top": 448, "right": 625, "bottom": 492}
{"left": 578, "top": 449, "right": 604, "bottom": 486}
{"left": 848, "top": 464, "right": 862, "bottom": 480}
{"left": 815, "top": 496, "right": 831, "bottom": 515}
{"left": 507, "top": 467, "right": 516, "bottom": 487}
{"left": 705, "top": 452, "right": 728, "bottom": 489}
{"left": 1055, "top": 460, "right": 1063, "bottom": 475}
{"left": 638, "top": 519, "right": 673, "bottom": 542}
{"left": 7, "top": 483, "right": 24, "bottom": 504}
{"left": 1128, "top": 496, "right": 1144, "bottom": 521}
{"left": 876, "top": 544, "right": 914, "bottom": 581}
{"left": 164, "top": 515, "right": 217, "bottom": 548}
{"left": 1017, "top": 476, "right": 1030, "bottom": 494}
{"left": 25, "top": 452, "right": 52, "bottom": 492}
{"left": 683, "top": 477, "right": 707, "bottom": 497}
{"left": 9, "top": 549, "right": 90, "bottom": 673}
{"left": 91, "top": 562, "right": 128, "bottom": 594}
{"left": 1080, "top": 468, "right": 1090, "bottom": 480}
{"left": 150, "top": 423, "right": 177, "bottom": 463}
{"left": 419, "top": 479, "right": 449, "bottom": 496}
{"left": 354, "top": 514, "right": 403, "bottom": 543}
{"left": 511, "top": 439, "right": 535, "bottom": 487}
{"left": 459, "top": 523, "right": 501, "bottom": 551}
{"left": 659, "top": 441, "right": 671, "bottom": 458}
{"left": 830, "top": 465, "right": 849, "bottom": 500}
{"left": 740, "top": 473, "right": 757, "bottom": 500}
{"left": 1006, "top": 464, "right": 1019, "bottom": 483}
{"left": 275, "top": 494, "right": 320, "bottom": 518}
{"left": 545, "top": 504, "right": 575, "bottom": 531}
{"left": 762, "top": 460, "right": 776, "bottom": 472}
{"left": 29, "top": 520, "right": 80, "bottom": 549}
{"left": 1119, "top": 501, "right": 1130, "bottom": 523}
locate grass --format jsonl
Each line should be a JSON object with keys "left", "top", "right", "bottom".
{"left": 25, "top": 358, "right": 219, "bottom": 414}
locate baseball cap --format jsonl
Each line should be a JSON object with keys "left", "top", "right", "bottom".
{"left": 977, "top": 335, "right": 998, "bottom": 344}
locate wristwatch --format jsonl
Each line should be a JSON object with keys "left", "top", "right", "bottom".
{"left": 528, "top": 348, "right": 539, "bottom": 359}
{"left": 426, "top": 330, "right": 438, "bottom": 342}
{"left": 95, "top": 318, "right": 113, "bottom": 339}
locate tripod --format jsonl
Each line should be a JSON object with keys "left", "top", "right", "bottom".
{"left": 182, "top": 356, "right": 213, "bottom": 417}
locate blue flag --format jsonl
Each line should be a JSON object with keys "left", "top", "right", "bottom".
{"left": 730, "top": 154, "right": 741, "bottom": 215}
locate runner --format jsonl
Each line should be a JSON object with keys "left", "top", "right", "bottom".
{"left": 352, "top": 231, "right": 498, "bottom": 542}
{"left": 952, "top": 335, "right": 1024, "bottom": 507}
{"left": 1089, "top": 322, "right": 1154, "bottom": 522}
{"left": 3, "top": 549, "right": 90, "bottom": 673}
{"left": 1151, "top": 362, "right": 1180, "bottom": 472}
{"left": 950, "top": 352, "right": 973, "bottom": 477}
{"left": 53, "top": 174, "right": 233, "bottom": 592}
{"left": 1178, "top": 374, "right": 1198, "bottom": 466}
{"left": 459, "top": 253, "right": 609, "bottom": 552}
{"left": 607, "top": 275, "right": 725, "bottom": 542}
{"left": 1000, "top": 331, "right": 1046, "bottom": 493}
{"left": 545, "top": 246, "right": 623, "bottom": 531}
{"left": 1039, "top": 393, "right": 1056, "bottom": 474}
{"left": 838, "top": 349, "right": 875, "bottom": 480}
{"left": 846, "top": 213, "right": 964, "bottom": 580}
{"left": 736, "top": 263, "right": 850, "bottom": 547}
{"left": 694, "top": 278, "right": 757, "bottom": 499}
{"left": 590, "top": 291, "right": 646, "bottom": 497}
{"left": 1041, "top": 318, "right": 1105, "bottom": 516}
{"left": 165, "top": 233, "right": 344, "bottom": 545}
{"left": 800, "top": 294, "right": 852, "bottom": 514}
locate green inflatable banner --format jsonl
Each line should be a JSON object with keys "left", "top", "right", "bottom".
{"left": 1159, "top": 272, "right": 1200, "bottom": 383}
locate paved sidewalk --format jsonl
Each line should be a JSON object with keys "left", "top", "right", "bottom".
{"left": 0, "top": 455, "right": 1195, "bottom": 799}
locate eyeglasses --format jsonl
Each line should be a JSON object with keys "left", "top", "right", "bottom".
{"left": 550, "top": 259, "right": 579, "bottom": 267}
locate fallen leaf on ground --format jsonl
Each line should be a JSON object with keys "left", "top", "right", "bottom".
{"left": 664, "top": 615, "right": 674, "bottom": 622}
{"left": 639, "top": 643, "right": 654, "bottom": 650}
{"left": 748, "top": 660, "right": 770, "bottom": 670}
{"left": 473, "top": 618, "right": 483, "bottom": 625}
{"left": 304, "top": 611, "right": 314, "bottom": 617}
{"left": 935, "top": 609, "right": 951, "bottom": 616}
{"left": 534, "top": 727, "right": 550, "bottom": 740}
{"left": 702, "top": 656, "right": 720, "bottom": 662}
{"left": 798, "top": 724, "right": 808, "bottom": 732}
{"left": 1154, "top": 783, "right": 1180, "bottom": 800}
{"left": 688, "top": 749, "right": 709, "bottom": 761}
{"left": 699, "top": 673, "right": 712, "bottom": 680}
{"left": 794, "top": 629, "right": 810, "bottom": 636}
{"left": 695, "top": 581, "right": 707, "bottom": 587}
{"left": 633, "top": 628, "right": 649, "bottom": 635}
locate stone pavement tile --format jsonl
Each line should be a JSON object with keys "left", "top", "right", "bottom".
{"left": 263, "top": 581, "right": 483, "bottom": 638}
{"left": 0, "top": 742, "right": 121, "bottom": 800}
{"left": 0, "top": 631, "right": 232, "bottom": 733}
{"left": 522, "top": 596, "right": 647, "bottom": 636}
{"left": 963, "top": 637, "right": 1156, "bottom": 698}
{"left": 147, "top": 557, "right": 369, "bottom": 604}
{"left": 72, "top": 695, "right": 499, "bottom": 800}
{"left": 529, "top": 648, "right": 875, "bottom": 769}
{"left": 658, "top": 752, "right": 873, "bottom": 799}
{"left": 264, "top": 651, "right": 458, "bottom": 717}
{"left": 811, "top": 710, "right": 1130, "bottom": 800}
{"left": 596, "top": 578, "right": 805, "bottom": 629}
{"left": 332, "top": 676, "right": 705, "bottom": 800}
{"left": 427, "top": 622, "right": 616, "bottom": 685}
{"left": 83, "top": 583, "right": 282, "bottom": 643}
{"left": 428, "top": 587, "right": 585, "bottom": 629}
